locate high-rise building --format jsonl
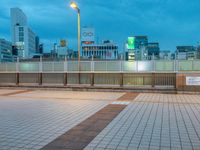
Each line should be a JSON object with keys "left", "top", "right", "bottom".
{"left": 134, "top": 36, "right": 148, "bottom": 49}
{"left": 146, "top": 43, "right": 160, "bottom": 59}
{"left": 134, "top": 36, "right": 148, "bottom": 60}
{"left": 10, "top": 8, "right": 37, "bottom": 58}
{"left": 35, "top": 36, "right": 40, "bottom": 53}
{"left": 125, "top": 36, "right": 149, "bottom": 61}
{"left": 197, "top": 45, "right": 200, "bottom": 59}
{"left": 0, "top": 39, "right": 13, "bottom": 62}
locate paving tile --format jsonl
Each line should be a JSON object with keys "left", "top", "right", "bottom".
{"left": 85, "top": 93, "right": 200, "bottom": 150}
{"left": 0, "top": 91, "right": 111, "bottom": 150}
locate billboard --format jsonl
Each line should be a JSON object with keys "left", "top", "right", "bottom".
{"left": 60, "top": 39, "right": 67, "bottom": 47}
{"left": 127, "top": 37, "right": 135, "bottom": 49}
{"left": 81, "top": 28, "right": 95, "bottom": 43}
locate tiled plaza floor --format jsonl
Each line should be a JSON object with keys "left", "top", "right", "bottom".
{"left": 0, "top": 90, "right": 200, "bottom": 150}
{"left": 85, "top": 94, "right": 200, "bottom": 150}
{"left": 0, "top": 90, "right": 123, "bottom": 150}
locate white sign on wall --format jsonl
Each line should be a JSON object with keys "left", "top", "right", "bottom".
{"left": 186, "top": 76, "right": 200, "bottom": 86}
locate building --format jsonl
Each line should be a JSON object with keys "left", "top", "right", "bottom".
{"left": 146, "top": 43, "right": 160, "bottom": 59}
{"left": 0, "top": 39, "right": 13, "bottom": 62}
{"left": 82, "top": 40, "right": 118, "bottom": 59}
{"left": 10, "top": 8, "right": 37, "bottom": 58}
{"left": 159, "top": 50, "right": 172, "bottom": 60}
{"left": 176, "top": 46, "right": 197, "bottom": 60}
{"left": 134, "top": 36, "right": 148, "bottom": 60}
{"left": 35, "top": 36, "right": 40, "bottom": 54}
{"left": 57, "top": 40, "right": 69, "bottom": 58}
{"left": 81, "top": 27, "right": 118, "bottom": 60}
{"left": 125, "top": 36, "right": 149, "bottom": 61}
{"left": 197, "top": 45, "right": 200, "bottom": 59}
{"left": 39, "top": 44, "right": 43, "bottom": 54}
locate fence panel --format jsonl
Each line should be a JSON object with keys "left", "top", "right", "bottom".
{"left": 122, "top": 61, "right": 137, "bottom": 72}
{"left": 138, "top": 61, "right": 153, "bottom": 72}
{"left": 155, "top": 61, "right": 174, "bottom": 71}
{"left": 19, "top": 62, "right": 39, "bottom": 73}
{"left": 178, "top": 61, "right": 193, "bottom": 71}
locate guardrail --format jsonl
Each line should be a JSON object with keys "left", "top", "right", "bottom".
{"left": 0, "top": 60, "right": 200, "bottom": 73}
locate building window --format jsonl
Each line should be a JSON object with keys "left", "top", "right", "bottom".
{"left": 19, "top": 37, "right": 24, "bottom": 42}
{"left": 19, "top": 27, "right": 24, "bottom": 31}
{"left": 19, "top": 32, "right": 24, "bottom": 36}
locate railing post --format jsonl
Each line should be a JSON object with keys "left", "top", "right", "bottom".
{"left": 91, "top": 73, "right": 94, "bottom": 86}
{"left": 120, "top": 73, "right": 123, "bottom": 87}
{"left": 153, "top": 60, "right": 156, "bottom": 72}
{"left": 16, "top": 57, "right": 19, "bottom": 85}
{"left": 177, "top": 60, "right": 179, "bottom": 72}
{"left": 78, "top": 61, "right": 81, "bottom": 84}
{"left": 136, "top": 61, "right": 138, "bottom": 72}
{"left": 64, "top": 73, "right": 67, "bottom": 86}
{"left": 64, "top": 56, "right": 67, "bottom": 86}
{"left": 91, "top": 60, "right": 94, "bottom": 86}
{"left": 120, "top": 61, "right": 123, "bottom": 72}
{"left": 192, "top": 60, "right": 194, "bottom": 71}
{"left": 174, "top": 60, "right": 176, "bottom": 72}
{"left": 152, "top": 73, "right": 155, "bottom": 88}
{"left": 39, "top": 56, "right": 42, "bottom": 85}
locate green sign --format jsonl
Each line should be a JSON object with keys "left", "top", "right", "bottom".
{"left": 127, "top": 37, "right": 135, "bottom": 49}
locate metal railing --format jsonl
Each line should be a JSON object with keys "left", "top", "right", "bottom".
{"left": 0, "top": 60, "right": 200, "bottom": 73}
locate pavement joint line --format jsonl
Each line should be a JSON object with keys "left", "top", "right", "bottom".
{"left": 111, "top": 101, "right": 130, "bottom": 105}
{"left": 0, "top": 95, "right": 114, "bottom": 102}
{"left": 0, "top": 90, "right": 34, "bottom": 96}
{"left": 40, "top": 92, "right": 140, "bottom": 150}
{"left": 134, "top": 101, "right": 200, "bottom": 105}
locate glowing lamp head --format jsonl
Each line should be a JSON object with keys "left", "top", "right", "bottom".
{"left": 70, "top": 2, "right": 78, "bottom": 9}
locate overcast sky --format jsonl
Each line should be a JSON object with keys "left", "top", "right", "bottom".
{"left": 0, "top": 0, "right": 200, "bottom": 52}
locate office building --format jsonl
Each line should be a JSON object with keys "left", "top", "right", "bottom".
{"left": 159, "top": 50, "right": 172, "bottom": 60}
{"left": 81, "top": 27, "right": 118, "bottom": 60}
{"left": 125, "top": 36, "right": 149, "bottom": 61}
{"left": 0, "top": 39, "right": 13, "bottom": 62}
{"left": 134, "top": 36, "right": 148, "bottom": 60}
{"left": 82, "top": 40, "right": 118, "bottom": 59}
{"left": 10, "top": 8, "right": 37, "bottom": 58}
{"left": 197, "top": 45, "right": 200, "bottom": 59}
{"left": 35, "top": 36, "right": 40, "bottom": 54}
{"left": 146, "top": 43, "right": 160, "bottom": 59}
{"left": 176, "top": 46, "right": 197, "bottom": 60}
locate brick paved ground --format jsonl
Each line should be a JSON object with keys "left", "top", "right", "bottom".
{"left": 85, "top": 94, "right": 200, "bottom": 150}
{"left": 41, "top": 93, "right": 138, "bottom": 150}
{"left": 0, "top": 90, "right": 124, "bottom": 150}
{"left": 0, "top": 89, "right": 200, "bottom": 150}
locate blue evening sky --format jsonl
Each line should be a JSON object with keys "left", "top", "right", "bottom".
{"left": 0, "top": 0, "right": 199, "bottom": 52}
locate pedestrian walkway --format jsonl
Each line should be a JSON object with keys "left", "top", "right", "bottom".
{"left": 0, "top": 90, "right": 123, "bottom": 150}
{"left": 0, "top": 89, "right": 199, "bottom": 150}
{"left": 85, "top": 94, "right": 200, "bottom": 150}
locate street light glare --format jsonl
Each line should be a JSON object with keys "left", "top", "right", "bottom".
{"left": 70, "top": 2, "right": 78, "bottom": 9}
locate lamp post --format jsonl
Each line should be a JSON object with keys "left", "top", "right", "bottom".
{"left": 70, "top": 1, "right": 81, "bottom": 62}
{"left": 70, "top": 1, "right": 81, "bottom": 84}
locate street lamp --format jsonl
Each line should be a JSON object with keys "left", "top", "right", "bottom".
{"left": 70, "top": 1, "right": 81, "bottom": 62}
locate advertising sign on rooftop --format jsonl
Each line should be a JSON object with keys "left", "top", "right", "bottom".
{"left": 127, "top": 37, "right": 135, "bottom": 49}
{"left": 81, "top": 28, "right": 95, "bottom": 43}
